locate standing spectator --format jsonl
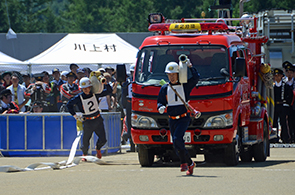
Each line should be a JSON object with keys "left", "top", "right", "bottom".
{"left": 121, "top": 64, "right": 135, "bottom": 151}
{"left": 0, "top": 89, "right": 19, "bottom": 114}
{"left": 22, "top": 73, "right": 31, "bottom": 88}
{"left": 98, "top": 68, "right": 105, "bottom": 74}
{"left": 41, "top": 71, "right": 50, "bottom": 85}
{"left": 61, "top": 71, "right": 69, "bottom": 82}
{"left": 273, "top": 68, "right": 293, "bottom": 143}
{"left": 83, "top": 67, "right": 92, "bottom": 78}
{"left": 105, "top": 66, "right": 116, "bottom": 83}
{"left": 70, "top": 63, "right": 79, "bottom": 77}
{"left": 2, "top": 71, "right": 12, "bottom": 88}
{"left": 60, "top": 72, "right": 80, "bottom": 112}
{"left": 31, "top": 101, "right": 43, "bottom": 113}
{"left": 25, "top": 73, "right": 51, "bottom": 111}
{"left": 49, "top": 68, "right": 65, "bottom": 111}
{"left": 284, "top": 63, "right": 295, "bottom": 143}
{"left": 157, "top": 61, "right": 200, "bottom": 175}
{"left": 99, "top": 73, "right": 113, "bottom": 112}
{"left": 7, "top": 74, "right": 29, "bottom": 112}
{"left": 75, "top": 68, "right": 86, "bottom": 85}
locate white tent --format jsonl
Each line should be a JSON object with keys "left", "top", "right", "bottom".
{"left": 27, "top": 33, "right": 138, "bottom": 65}
{"left": 0, "top": 51, "right": 27, "bottom": 72}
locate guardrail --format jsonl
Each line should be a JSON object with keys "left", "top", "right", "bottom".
{"left": 0, "top": 112, "right": 121, "bottom": 157}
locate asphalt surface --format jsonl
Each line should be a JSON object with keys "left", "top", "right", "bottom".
{"left": 1, "top": 148, "right": 295, "bottom": 195}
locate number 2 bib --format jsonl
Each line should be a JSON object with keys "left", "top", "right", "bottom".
{"left": 80, "top": 94, "right": 99, "bottom": 115}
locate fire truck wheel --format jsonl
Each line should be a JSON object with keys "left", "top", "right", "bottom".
{"left": 253, "top": 120, "right": 268, "bottom": 162}
{"left": 138, "top": 144, "right": 154, "bottom": 167}
{"left": 224, "top": 125, "right": 241, "bottom": 166}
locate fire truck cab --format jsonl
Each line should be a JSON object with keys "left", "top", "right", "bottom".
{"left": 127, "top": 13, "right": 275, "bottom": 166}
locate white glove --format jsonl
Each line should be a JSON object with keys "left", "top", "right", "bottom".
{"left": 158, "top": 106, "right": 166, "bottom": 114}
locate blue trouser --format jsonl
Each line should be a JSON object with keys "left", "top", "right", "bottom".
{"left": 169, "top": 115, "right": 192, "bottom": 164}
{"left": 81, "top": 116, "right": 107, "bottom": 155}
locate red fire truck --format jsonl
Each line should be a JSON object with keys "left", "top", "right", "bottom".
{"left": 127, "top": 13, "right": 276, "bottom": 166}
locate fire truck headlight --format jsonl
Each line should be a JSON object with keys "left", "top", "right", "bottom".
{"left": 131, "top": 113, "right": 159, "bottom": 128}
{"left": 203, "top": 112, "right": 233, "bottom": 128}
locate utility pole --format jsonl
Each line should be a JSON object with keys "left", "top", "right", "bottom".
{"left": 239, "top": 0, "right": 251, "bottom": 17}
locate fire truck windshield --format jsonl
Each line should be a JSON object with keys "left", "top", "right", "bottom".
{"left": 134, "top": 45, "right": 229, "bottom": 86}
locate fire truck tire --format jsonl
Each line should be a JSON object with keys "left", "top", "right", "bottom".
{"left": 224, "top": 136, "right": 240, "bottom": 166}
{"left": 138, "top": 144, "right": 154, "bottom": 167}
{"left": 253, "top": 120, "right": 268, "bottom": 162}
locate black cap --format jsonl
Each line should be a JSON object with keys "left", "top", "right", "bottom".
{"left": 282, "top": 61, "right": 292, "bottom": 69}
{"left": 273, "top": 68, "right": 284, "bottom": 75}
{"left": 66, "top": 72, "right": 76, "bottom": 77}
{"left": 34, "top": 73, "right": 44, "bottom": 81}
{"left": 1, "top": 71, "right": 12, "bottom": 79}
{"left": 70, "top": 63, "right": 79, "bottom": 70}
{"left": 33, "top": 101, "right": 43, "bottom": 108}
{"left": 22, "top": 73, "right": 31, "bottom": 78}
{"left": 0, "top": 89, "right": 13, "bottom": 97}
{"left": 285, "top": 64, "right": 295, "bottom": 72}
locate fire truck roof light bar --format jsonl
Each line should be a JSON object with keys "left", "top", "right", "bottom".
{"left": 148, "top": 23, "right": 229, "bottom": 32}
{"left": 183, "top": 18, "right": 255, "bottom": 22}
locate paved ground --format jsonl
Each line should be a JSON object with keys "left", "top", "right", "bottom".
{"left": 1, "top": 148, "right": 295, "bottom": 195}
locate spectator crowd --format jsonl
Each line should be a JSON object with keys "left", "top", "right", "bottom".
{"left": 0, "top": 64, "right": 123, "bottom": 115}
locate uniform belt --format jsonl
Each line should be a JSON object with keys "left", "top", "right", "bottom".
{"left": 169, "top": 113, "right": 187, "bottom": 120}
{"left": 84, "top": 113, "right": 100, "bottom": 120}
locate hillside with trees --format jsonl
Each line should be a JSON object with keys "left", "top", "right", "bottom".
{"left": 0, "top": 0, "right": 295, "bottom": 33}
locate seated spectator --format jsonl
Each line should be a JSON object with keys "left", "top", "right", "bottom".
{"left": 60, "top": 72, "right": 80, "bottom": 112}
{"left": 2, "top": 71, "right": 12, "bottom": 88}
{"left": 7, "top": 74, "right": 29, "bottom": 112}
{"left": 32, "top": 101, "right": 43, "bottom": 113}
{"left": 25, "top": 73, "right": 51, "bottom": 111}
{"left": 0, "top": 89, "right": 19, "bottom": 114}
{"left": 22, "top": 73, "right": 31, "bottom": 88}
{"left": 61, "top": 71, "right": 69, "bottom": 82}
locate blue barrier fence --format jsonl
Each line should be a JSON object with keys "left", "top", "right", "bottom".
{"left": 0, "top": 112, "right": 121, "bottom": 157}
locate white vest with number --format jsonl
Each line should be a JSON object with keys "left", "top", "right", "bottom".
{"left": 167, "top": 84, "right": 185, "bottom": 106}
{"left": 80, "top": 94, "right": 99, "bottom": 115}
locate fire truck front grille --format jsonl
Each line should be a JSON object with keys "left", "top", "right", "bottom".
{"left": 152, "top": 135, "right": 168, "bottom": 142}
{"left": 193, "top": 135, "right": 210, "bottom": 142}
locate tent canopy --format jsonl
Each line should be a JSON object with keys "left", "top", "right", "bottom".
{"left": 0, "top": 51, "right": 27, "bottom": 72}
{"left": 27, "top": 33, "right": 138, "bottom": 65}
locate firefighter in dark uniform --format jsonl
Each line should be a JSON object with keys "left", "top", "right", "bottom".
{"left": 157, "top": 61, "right": 200, "bottom": 175}
{"left": 273, "top": 68, "right": 293, "bottom": 143}
{"left": 283, "top": 62, "right": 295, "bottom": 143}
{"left": 121, "top": 64, "right": 135, "bottom": 152}
{"left": 67, "top": 77, "right": 112, "bottom": 161}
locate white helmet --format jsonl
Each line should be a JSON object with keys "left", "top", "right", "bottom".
{"left": 79, "top": 77, "right": 92, "bottom": 88}
{"left": 130, "top": 64, "right": 135, "bottom": 72}
{"left": 165, "top": 62, "right": 179, "bottom": 73}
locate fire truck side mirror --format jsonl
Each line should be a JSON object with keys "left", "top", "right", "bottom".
{"left": 116, "top": 64, "right": 127, "bottom": 82}
{"left": 234, "top": 57, "right": 246, "bottom": 77}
